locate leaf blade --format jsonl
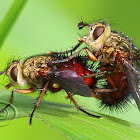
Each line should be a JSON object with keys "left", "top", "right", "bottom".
{"left": 0, "top": 89, "right": 140, "bottom": 139}
{"left": 0, "top": 0, "right": 28, "bottom": 48}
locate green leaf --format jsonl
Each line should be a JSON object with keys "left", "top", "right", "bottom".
{"left": 0, "top": 0, "right": 28, "bottom": 48}
{"left": 0, "top": 89, "right": 140, "bottom": 140}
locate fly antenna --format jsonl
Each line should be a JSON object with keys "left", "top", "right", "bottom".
{"left": 0, "top": 71, "right": 6, "bottom": 75}
{"left": 78, "top": 22, "right": 89, "bottom": 30}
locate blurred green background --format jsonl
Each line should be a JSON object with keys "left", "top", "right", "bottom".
{"left": 0, "top": 0, "right": 140, "bottom": 139}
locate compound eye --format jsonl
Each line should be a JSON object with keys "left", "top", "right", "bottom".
{"left": 93, "top": 26, "right": 105, "bottom": 40}
{"left": 10, "top": 66, "right": 18, "bottom": 81}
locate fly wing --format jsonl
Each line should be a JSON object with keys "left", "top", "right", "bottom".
{"left": 53, "top": 70, "right": 92, "bottom": 97}
{"left": 123, "top": 60, "right": 140, "bottom": 111}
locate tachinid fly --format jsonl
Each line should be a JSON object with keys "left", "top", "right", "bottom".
{"left": 0, "top": 52, "right": 105, "bottom": 125}
{"left": 47, "top": 20, "right": 140, "bottom": 111}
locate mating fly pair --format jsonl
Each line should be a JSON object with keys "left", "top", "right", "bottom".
{"left": 0, "top": 52, "right": 106, "bottom": 125}
{"left": 0, "top": 20, "right": 140, "bottom": 125}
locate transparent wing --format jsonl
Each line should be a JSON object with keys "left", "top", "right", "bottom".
{"left": 123, "top": 60, "right": 140, "bottom": 111}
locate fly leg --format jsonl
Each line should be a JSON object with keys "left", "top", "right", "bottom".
{"left": 90, "top": 66, "right": 118, "bottom": 99}
{"left": 66, "top": 91, "right": 103, "bottom": 119}
{"left": 46, "top": 47, "right": 98, "bottom": 65}
{"left": 81, "top": 71, "right": 117, "bottom": 98}
{"left": 0, "top": 88, "right": 35, "bottom": 113}
{"left": 93, "top": 88, "right": 117, "bottom": 93}
{"left": 47, "top": 41, "right": 83, "bottom": 55}
{"left": 47, "top": 21, "right": 89, "bottom": 55}
{"left": 101, "top": 67, "right": 117, "bottom": 89}
{"left": 29, "top": 82, "right": 49, "bottom": 125}
{"left": 92, "top": 88, "right": 117, "bottom": 100}
{"left": 82, "top": 71, "right": 107, "bottom": 79}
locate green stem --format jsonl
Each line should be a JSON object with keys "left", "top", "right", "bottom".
{"left": 0, "top": 0, "right": 28, "bottom": 48}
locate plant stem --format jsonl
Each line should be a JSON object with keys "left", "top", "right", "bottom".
{"left": 0, "top": 0, "right": 28, "bottom": 48}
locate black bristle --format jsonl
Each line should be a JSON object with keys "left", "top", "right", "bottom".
{"left": 97, "top": 90, "right": 132, "bottom": 113}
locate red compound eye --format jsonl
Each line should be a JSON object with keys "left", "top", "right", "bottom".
{"left": 10, "top": 66, "right": 18, "bottom": 81}
{"left": 93, "top": 26, "right": 105, "bottom": 40}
